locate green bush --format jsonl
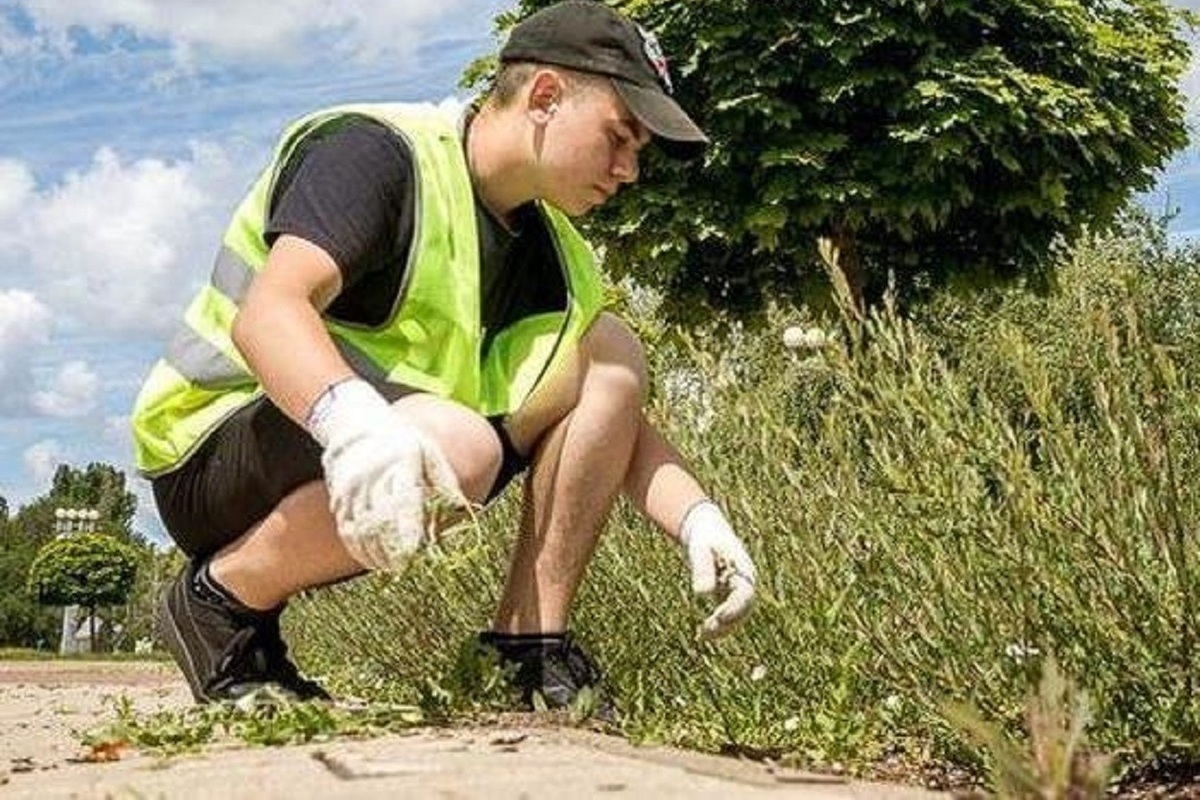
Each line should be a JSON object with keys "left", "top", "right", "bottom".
{"left": 288, "top": 218, "right": 1200, "bottom": 782}
{"left": 28, "top": 533, "right": 140, "bottom": 609}
{"left": 0, "top": 530, "right": 59, "bottom": 649}
{"left": 28, "top": 534, "right": 141, "bottom": 651}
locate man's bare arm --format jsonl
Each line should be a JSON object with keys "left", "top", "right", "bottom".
{"left": 624, "top": 412, "right": 757, "bottom": 640}
{"left": 622, "top": 413, "right": 707, "bottom": 541}
{"left": 231, "top": 233, "right": 355, "bottom": 423}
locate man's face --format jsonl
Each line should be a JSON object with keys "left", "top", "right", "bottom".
{"left": 534, "top": 79, "right": 651, "bottom": 217}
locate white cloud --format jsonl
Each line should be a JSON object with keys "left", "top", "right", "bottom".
{"left": 0, "top": 290, "right": 50, "bottom": 354}
{"left": 32, "top": 360, "right": 100, "bottom": 418}
{"left": 0, "top": 290, "right": 53, "bottom": 409}
{"left": 23, "top": 438, "right": 64, "bottom": 487}
{"left": 1184, "top": 55, "right": 1200, "bottom": 121}
{"left": 17, "top": 0, "right": 484, "bottom": 65}
{"left": 129, "top": 476, "right": 168, "bottom": 546}
{"left": 0, "top": 159, "right": 36, "bottom": 229}
{"left": 3, "top": 142, "right": 243, "bottom": 333}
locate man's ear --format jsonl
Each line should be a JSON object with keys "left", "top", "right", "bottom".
{"left": 527, "top": 69, "right": 563, "bottom": 126}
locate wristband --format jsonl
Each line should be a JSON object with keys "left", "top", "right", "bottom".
{"left": 305, "top": 377, "right": 386, "bottom": 447}
{"left": 679, "top": 498, "right": 720, "bottom": 545}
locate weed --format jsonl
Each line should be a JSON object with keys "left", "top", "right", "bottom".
{"left": 945, "top": 656, "right": 1110, "bottom": 799}
{"left": 78, "top": 691, "right": 424, "bottom": 758}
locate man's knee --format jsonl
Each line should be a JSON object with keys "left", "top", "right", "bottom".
{"left": 582, "top": 312, "right": 648, "bottom": 404}
{"left": 391, "top": 394, "right": 504, "bottom": 504}
{"left": 503, "top": 314, "right": 648, "bottom": 455}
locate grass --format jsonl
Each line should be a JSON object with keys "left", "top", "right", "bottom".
{"left": 283, "top": 215, "right": 1200, "bottom": 793}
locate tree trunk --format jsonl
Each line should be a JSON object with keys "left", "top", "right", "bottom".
{"left": 817, "top": 226, "right": 866, "bottom": 321}
{"left": 88, "top": 607, "right": 97, "bottom": 653}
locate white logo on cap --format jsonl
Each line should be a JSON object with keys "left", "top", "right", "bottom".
{"left": 637, "top": 26, "right": 673, "bottom": 94}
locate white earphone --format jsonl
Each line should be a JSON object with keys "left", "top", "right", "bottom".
{"left": 548, "top": 101, "right": 559, "bottom": 115}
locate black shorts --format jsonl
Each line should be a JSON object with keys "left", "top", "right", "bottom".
{"left": 152, "top": 390, "right": 529, "bottom": 559}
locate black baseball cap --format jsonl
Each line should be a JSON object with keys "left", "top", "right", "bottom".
{"left": 499, "top": 0, "right": 708, "bottom": 158}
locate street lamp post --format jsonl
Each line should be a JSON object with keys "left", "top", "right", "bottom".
{"left": 54, "top": 507, "right": 100, "bottom": 655}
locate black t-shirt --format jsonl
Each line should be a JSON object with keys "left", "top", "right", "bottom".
{"left": 263, "top": 115, "right": 567, "bottom": 352}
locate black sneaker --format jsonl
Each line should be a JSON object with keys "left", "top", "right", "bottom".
{"left": 158, "top": 561, "right": 331, "bottom": 704}
{"left": 477, "top": 631, "right": 615, "bottom": 720}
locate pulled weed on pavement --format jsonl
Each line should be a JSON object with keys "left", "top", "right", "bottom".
{"left": 78, "top": 691, "right": 423, "bottom": 758}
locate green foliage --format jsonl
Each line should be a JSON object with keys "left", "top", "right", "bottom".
{"left": 0, "top": 527, "right": 59, "bottom": 648}
{"left": 0, "top": 463, "right": 155, "bottom": 650}
{"left": 10, "top": 462, "right": 141, "bottom": 549}
{"left": 946, "top": 656, "right": 1111, "bottom": 798}
{"left": 81, "top": 692, "right": 424, "bottom": 757}
{"left": 50, "top": 463, "right": 138, "bottom": 535}
{"left": 110, "top": 546, "right": 185, "bottom": 652}
{"left": 28, "top": 533, "right": 140, "bottom": 609}
{"left": 471, "top": 0, "right": 1191, "bottom": 317}
{"left": 288, "top": 215, "right": 1200, "bottom": 789}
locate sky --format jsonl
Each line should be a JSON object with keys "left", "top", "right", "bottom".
{"left": 0, "top": 1, "right": 1197, "bottom": 544}
{"left": 0, "top": 0, "right": 512, "bottom": 540}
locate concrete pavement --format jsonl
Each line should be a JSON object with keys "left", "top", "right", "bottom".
{"left": 0, "top": 660, "right": 945, "bottom": 799}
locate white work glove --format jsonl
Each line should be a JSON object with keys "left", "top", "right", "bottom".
{"left": 306, "top": 378, "right": 466, "bottom": 572}
{"left": 679, "top": 500, "right": 757, "bottom": 641}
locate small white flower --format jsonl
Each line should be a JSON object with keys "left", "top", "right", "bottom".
{"left": 783, "top": 716, "right": 800, "bottom": 732}
{"left": 750, "top": 664, "right": 768, "bottom": 682}
{"left": 883, "top": 693, "right": 902, "bottom": 711}
{"left": 1004, "top": 642, "right": 1041, "bottom": 660}
{"left": 783, "top": 325, "right": 830, "bottom": 350}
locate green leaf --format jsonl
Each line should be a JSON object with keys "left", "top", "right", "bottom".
{"left": 492, "top": 0, "right": 1192, "bottom": 318}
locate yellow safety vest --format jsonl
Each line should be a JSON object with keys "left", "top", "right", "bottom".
{"left": 131, "top": 103, "right": 605, "bottom": 477}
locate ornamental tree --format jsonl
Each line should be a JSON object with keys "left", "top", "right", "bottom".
{"left": 28, "top": 533, "right": 139, "bottom": 649}
{"left": 485, "top": 0, "right": 1193, "bottom": 317}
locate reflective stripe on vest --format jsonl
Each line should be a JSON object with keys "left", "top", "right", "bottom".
{"left": 131, "top": 103, "right": 605, "bottom": 476}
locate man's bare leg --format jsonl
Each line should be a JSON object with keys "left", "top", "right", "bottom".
{"left": 160, "top": 393, "right": 506, "bottom": 703}
{"left": 492, "top": 313, "right": 715, "bottom": 634}
{"left": 492, "top": 314, "right": 648, "bottom": 633}
{"left": 210, "top": 393, "right": 504, "bottom": 610}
